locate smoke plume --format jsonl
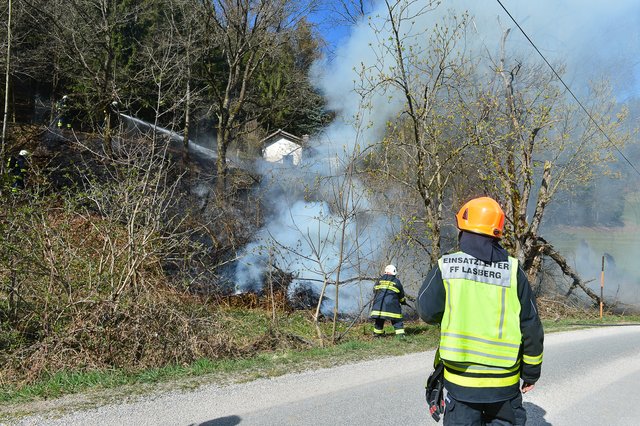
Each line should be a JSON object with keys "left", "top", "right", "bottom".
{"left": 235, "top": 0, "right": 640, "bottom": 313}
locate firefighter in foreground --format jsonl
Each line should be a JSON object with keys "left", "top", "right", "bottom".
{"left": 417, "top": 197, "right": 544, "bottom": 425}
{"left": 369, "top": 264, "right": 407, "bottom": 338}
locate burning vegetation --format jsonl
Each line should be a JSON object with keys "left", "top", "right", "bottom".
{"left": 3, "top": 0, "right": 640, "bottom": 392}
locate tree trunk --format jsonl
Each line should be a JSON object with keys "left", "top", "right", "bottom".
{"left": 216, "top": 134, "right": 228, "bottom": 195}
{"left": 1, "top": 0, "right": 12, "bottom": 174}
{"left": 522, "top": 161, "right": 552, "bottom": 284}
{"left": 183, "top": 79, "right": 190, "bottom": 163}
{"left": 104, "top": 108, "right": 113, "bottom": 157}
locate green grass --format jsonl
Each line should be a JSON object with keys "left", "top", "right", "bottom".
{"left": 3, "top": 314, "right": 639, "bottom": 409}
{"left": 542, "top": 314, "right": 640, "bottom": 332}
{"left": 0, "top": 319, "right": 438, "bottom": 407}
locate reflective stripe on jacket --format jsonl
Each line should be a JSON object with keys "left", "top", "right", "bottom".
{"left": 438, "top": 252, "right": 521, "bottom": 368}
{"left": 418, "top": 232, "right": 544, "bottom": 403}
{"left": 369, "top": 274, "right": 405, "bottom": 320}
{"left": 438, "top": 252, "right": 522, "bottom": 389}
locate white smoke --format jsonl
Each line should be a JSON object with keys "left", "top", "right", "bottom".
{"left": 119, "top": 113, "right": 219, "bottom": 161}
{"left": 234, "top": 161, "right": 398, "bottom": 314}
{"left": 235, "top": 0, "right": 640, "bottom": 313}
{"left": 573, "top": 241, "right": 640, "bottom": 309}
{"left": 319, "top": 1, "right": 640, "bottom": 98}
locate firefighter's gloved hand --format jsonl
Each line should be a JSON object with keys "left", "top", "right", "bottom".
{"left": 425, "top": 362, "right": 445, "bottom": 422}
{"left": 426, "top": 385, "right": 445, "bottom": 422}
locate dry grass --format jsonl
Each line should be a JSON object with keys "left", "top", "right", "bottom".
{"left": 0, "top": 169, "right": 286, "bottom": 386}
{"left": 536, "top": 296, "right": 600, "bottom": 321}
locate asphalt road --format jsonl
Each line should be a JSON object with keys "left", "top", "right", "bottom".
{"left": 11, "top": 325, "right": 640, "bottom": 426}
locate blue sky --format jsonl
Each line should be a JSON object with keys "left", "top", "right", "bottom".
{"left": 306, "top": 2, "right": 359, "bottom": 54}
{"left": 308, "top": 0, "right": 640, "bottom": 101}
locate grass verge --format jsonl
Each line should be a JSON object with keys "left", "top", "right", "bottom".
{"left": 1, "top": 311, "right": 639, "bottom": 420}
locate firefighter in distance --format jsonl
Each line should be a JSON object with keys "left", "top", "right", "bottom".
{"left": 6, "top": 149, "right": 29, "bottom": 192}
{"left": 369, "top": 264, "right": 408, "bottom": 338}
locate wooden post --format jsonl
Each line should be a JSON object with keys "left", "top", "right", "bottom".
{"left": 600, "top": 255, "right": 605, "bottom": 319}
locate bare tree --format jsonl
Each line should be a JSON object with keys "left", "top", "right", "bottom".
{"left": 39, "top": 0, "right": 159, "bottom": 155}
{"left": 0, "top": 0, "right": 11, "bottom": 173}
{"left": 329, "top": 0, "right": 376, "bottom": 26}
{"left": 356, "top": 5, "right": 629, "bottom": 305}
{"left": 257, "top": 149, "right": 380, "bottom": 344}
{"left": 358, "top": 1, "right": 471, "bottom": 265}
{"left": 467, "top": 29, "right": 629, "bottom": 296}
{"left": 157, "top": 0, "right": 209, "bottom": 162}
{"left": 197, "top": 0, "right": 316, "bottom": 194}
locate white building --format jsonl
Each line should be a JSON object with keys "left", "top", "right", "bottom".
{"left": 261, "top": 129, "right": 306, "bottom": 166}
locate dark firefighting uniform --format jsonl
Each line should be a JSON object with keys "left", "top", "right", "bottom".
{"left": 57, "top": 97, "right": 72, "bottom": 129}
{"left": 370, "top": 273, "right": 406, "bottom": 335}
{"left": 417, "top": 231, "right": 544, "bottom": 425}
{"left": 7, "top": 154, "right": 27, "bottom": 191}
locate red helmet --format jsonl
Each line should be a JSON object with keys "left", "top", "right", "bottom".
{"left": 456, "top": 197, "right": 505, "bottom": 238}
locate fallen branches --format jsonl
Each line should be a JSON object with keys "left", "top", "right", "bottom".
{"left": 536, "top": 237, "right": 606, "bottom": 309}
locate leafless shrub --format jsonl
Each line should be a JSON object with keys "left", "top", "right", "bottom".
{"left": 0, "top": 132, "right": 274, "bottom": 384}
{"left": 536, "top": 296, "right": 599, "bottom": 321}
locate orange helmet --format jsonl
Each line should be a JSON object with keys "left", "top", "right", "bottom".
{"left": 455, "top": 197, "right": 505, "bottom": 238}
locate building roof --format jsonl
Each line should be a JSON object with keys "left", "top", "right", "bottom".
{"left": 260, "top": 129, "right": 303, "bottom": 147}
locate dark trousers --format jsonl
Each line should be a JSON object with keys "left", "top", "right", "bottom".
{"left": 373, "top": 318, "right": 404, "bottom": 334}
{"left": 11, "top": 177, "right": 24, "bottom": 189}
{"left": 443, "top": 393, "right": 526, "bottom": 426}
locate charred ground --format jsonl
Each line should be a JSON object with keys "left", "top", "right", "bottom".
{"left": 0, "top": 123, "right": 316, "bottom": 386}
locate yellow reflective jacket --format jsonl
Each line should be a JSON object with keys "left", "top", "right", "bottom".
{"left": 438, "top": 253, "right": 522, "bottom": 368}
{"left": 418, "top": 240, "right": 544, "bottom": 403}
